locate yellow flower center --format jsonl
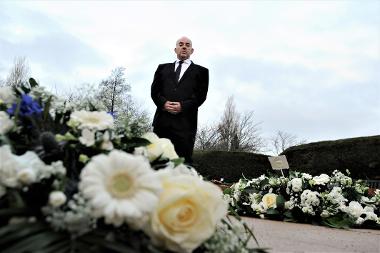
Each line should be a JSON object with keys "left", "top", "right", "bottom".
{"left": 86, "top": 116, "right": 100, "bottom": 124}
{"left": 107, "top": 172, "right": 133, "bottom": 198}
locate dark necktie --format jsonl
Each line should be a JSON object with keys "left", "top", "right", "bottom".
{"left": 175, "top": 61, "right": 183, "bottom": 83}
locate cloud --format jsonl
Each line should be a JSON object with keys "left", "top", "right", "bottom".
{"left": 0, "top": 4, "right": 106, "bottom": 91}
{"left": 0, "top": 1, "right": 378, "bottom": 144}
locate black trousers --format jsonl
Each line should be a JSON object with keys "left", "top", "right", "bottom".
{"left": 153, "top": 126, "right": 195, "bottom": 164}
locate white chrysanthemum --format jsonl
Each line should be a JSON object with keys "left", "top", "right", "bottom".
{"left": 17, "top": 168, "right": 37, "bottom": 184}
{"left": 301, "top": 173, "right": 312, "bottom": 180}
{"left": 313, "top": 174, "right": 330, "bottom": 185}
{"left": 347, "top": 201, "right": 364, "bottom": 219}
{"left": 79, "top": 150, "right": 162, "bottom": 227}
{"left": 0, "top": 111, "right": 14, "bottom": 135}
{"left": 100, "top": 131, "right": 114, "bottom": 150}
{"left": 0, "top": 86, "right": 16, "bottom": 105}
{"left": 69, "top": 110, "right": 114, "bottom": 130}
{"left": 49, "top": 191, "right": 67, "bottom": 207}
{"left": 290, "top": 178, "right": 302, "bottom": 192}
{"left": 0, "top": 145, "right": 61, "bottom": 187}
{"left": 79, "top": 128, "right": 96, "bottom": 147}
{"left": 0, "top": 145, "right": 23, "bottom": 187}
{"left": 142, "top": 132, "right": 178, "bottom": 161}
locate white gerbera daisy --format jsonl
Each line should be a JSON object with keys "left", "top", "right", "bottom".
{"left": 69, "top": 110, "right": 114, "bottom": 130}
{"left": 79, "top": 150, "right": 162, "bottom": 227}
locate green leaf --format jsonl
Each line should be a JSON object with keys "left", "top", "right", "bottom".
{"left": 79, "top": 233, "right": 140, "bottom": 253}
{"left": 223, "top": 187, "right": 232, "bottom": 195}
{"left": 29, "top": 78, "right": 39, "bottom": 88}
{"left": 171, "top": 157, "right": 185, "bottom": 166}
{"left": 276, "top": 195, "right": 285, "bottom": 209}
{"left": 266, "top": 208, "right": 280, "bottom": 215}
{"left": 2, "top": 227, "right": 65, "bottom": 253}
{"left": 0, "top": 207, "right": 29, "bottom": 218}
{"left": 283, "top": 210, "right": 294, "bottom": 219}
{"left": 321, "top": 215, "right": 351, "bottom": 229}
{"left": 40, "top": 239, "right": 71, "bottom": 253}
{"left": 43, "top": 95, "right": 53, "bottom": 121}
{"left": 0, "top": 222, "right": 47, "bottom": 247}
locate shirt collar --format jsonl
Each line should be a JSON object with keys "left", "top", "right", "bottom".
{"left": 176, "top": 59, "right": 192, "bottom": 65}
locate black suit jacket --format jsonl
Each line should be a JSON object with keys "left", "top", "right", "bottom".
{"left": 151, "top": 62, "right": 209, "bottom": 134}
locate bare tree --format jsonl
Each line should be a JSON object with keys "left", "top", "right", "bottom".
{"left": 194, "top": 125, "right": 219, "bottom": 150}
{"left": 216, "top": 96, "right": 240, "bottom": 151}
{"left": 270, "top": 130, "right": 307, "bottom": 155}
{"left": 195, "top": 96, "right": 264, "bottom": 152}
{"left": 5, "top": 57, "right": 30, "bottom": 87}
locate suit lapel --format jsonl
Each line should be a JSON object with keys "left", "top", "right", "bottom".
{"left": 168, "top": 62, "right": 177, "bottom": 85}
{"left": 178, "top": 62, "right": 195, "bottom": 84}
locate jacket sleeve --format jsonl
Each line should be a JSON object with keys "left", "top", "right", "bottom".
{"left": 151, "top": 64, "right": 167, "bottom": 109}
{"left": 180, "top": 67, "right": 209, "bottom": 112}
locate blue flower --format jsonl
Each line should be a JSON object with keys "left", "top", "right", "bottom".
{"left": 7, "top": 94, "right": 43, "bottom": 117}
{"left": 108, "top": 111, "right": 117, "bottom": 119}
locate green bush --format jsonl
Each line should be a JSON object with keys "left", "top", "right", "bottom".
{"left": 282, "top": 135, "right": 380, "bottom": 180}
{"left": 192, "top": 150, "right": 273, "bottom": 183}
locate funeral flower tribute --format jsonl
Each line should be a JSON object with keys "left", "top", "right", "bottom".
{"left": 0, "top": 79, "right": 265, "bottom": 253}
{"left": 225, "top": 170, "right": 380, "bottom": 229}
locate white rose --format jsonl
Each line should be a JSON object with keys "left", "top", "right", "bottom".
{"left": 291, "top": 178, "right": 303, "bottom": 192}
{"left": 142, "top": 132, "right": 179, "bottom": 161}
{"left": 146, "top": 174, "right": 228, "bottom": 253}
{"left": 49, "top": 191, "right": 67, "bottom": 207}
{"left": 17, "top": 168, "right": 37, "bottom": 185}
{"left": 262, "top": 193, "right": 278, "bottom": 210}
{"left": 0, "top": 111, "right": 14, "bottom": 135}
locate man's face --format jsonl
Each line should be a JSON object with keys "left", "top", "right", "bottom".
{"left": 174, "top": 37, "right": 194, "bottom": 60}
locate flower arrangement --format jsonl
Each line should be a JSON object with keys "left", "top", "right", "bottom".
{"left": 224, "top": 170, "right": 380, "bottom": 229}
{"left": 0, "top": 79, "right": 266, "bottom": 253}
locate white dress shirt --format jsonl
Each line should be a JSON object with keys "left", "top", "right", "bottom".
{"left": 175, "top": 59, "right": 192, "bottom": 81}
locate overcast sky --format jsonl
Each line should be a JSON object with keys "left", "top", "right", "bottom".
{"left": 1, "top": 0, "right": 379, "bottom": 146}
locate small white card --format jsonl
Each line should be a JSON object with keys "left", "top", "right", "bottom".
{"left": 268, "top": 155, "right": 289, "bottom": 170}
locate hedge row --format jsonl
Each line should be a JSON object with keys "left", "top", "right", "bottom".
{"left": 193, "top": 135, "right": 380, "bottom": 183}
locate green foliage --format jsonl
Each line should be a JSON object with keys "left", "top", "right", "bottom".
{"left": 193, "top": 150, "right": 273, "bottom": 183}
{"left": 321, "top": 214, "right": 352, "bottom": 229}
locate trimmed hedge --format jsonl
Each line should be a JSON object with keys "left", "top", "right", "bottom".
{"left": 193, "top": 135, "right": 380, "bottom": 183}
{"left": 281, "top": 135, "right": 380, "bottom": 180}
{"left": 192, "top": 150, "right": 272, "bottom": 183}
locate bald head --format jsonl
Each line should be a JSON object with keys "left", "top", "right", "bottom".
{"left": 174, "top": 36, "right": 194, "bottom": 60}
{"left": 176, "top": 36, "right": 192, "bottom": 47}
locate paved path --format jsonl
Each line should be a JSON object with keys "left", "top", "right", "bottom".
{"left": 242, "top": 217, "right": 380, "bottom": 253}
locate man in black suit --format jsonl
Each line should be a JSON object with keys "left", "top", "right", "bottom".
{"left": 151, "top": 36, "right": 209, "bottom": 164}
